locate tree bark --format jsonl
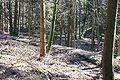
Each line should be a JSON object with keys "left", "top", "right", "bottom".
{"left": 14, "top": 0, "right": 18, "bottom": 36}
{"left": 0, "top": 1, "right": 2, "bottom": 32}
{"left": 40, "top": 0, "right": 45, "bottom": 57}
{"left": 102, "top": 0, "right": 118, "bottom": 80}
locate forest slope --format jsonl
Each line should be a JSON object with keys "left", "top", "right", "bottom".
{"left": 0, "top": 34, "right": 120, "bottom": 80}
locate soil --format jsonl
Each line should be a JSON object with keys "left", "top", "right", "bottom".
{"left": 0, "top": 34, "right": 120, "bottom": 80}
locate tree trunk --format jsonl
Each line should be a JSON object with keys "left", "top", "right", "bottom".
{"left": 40, "top": 0, "right": 45, "bottom": 57}
{"left": 21, "top": 0, "right": 24, "bottom": 34}
{"left": 59, "top": 17, "right": 63, "bottom": 45}
{"left": 18, "top": 0, "right": 21, "bottom": 35}
{"left": 0, "top": 1, "right": 2, "bottom": 32}
{"left": 75, "top": 2, "right": 77, "bottom": 40}
{"left": 78, "top": 0, "right": 81, "bottom": 39}
{"left": 28, "top": 1, "right": 31, "bottom": 39}
{"left": 14, "top": 0, "right": 18, "bottom": 36}
{"left": 102, "top": 0, "right": 118, "bottom": 80}
{"left": 67, "top": 0, "right": 75, "bottom": 47}
{"left": 8, "top": 0, "right": 13, "bottom": 35}
{"left": 47, "top": 0, "right": 57, "bottom": 52}
{"left": 1, "top": 1, "right": 3, "bottom": 32}
{"left": 91, "top": 0, "right": 96, "bottom": 51}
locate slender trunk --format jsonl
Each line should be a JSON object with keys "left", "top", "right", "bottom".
{"left": 8, "top": 0, "right": 13, "bottom": 35}
{"left": 81, "top": 0, "right": 86, "bottom": 35}
{"left": 18, "top": 0, "right": 20, "bottom": 35}
{"left": 59, "top": 0, "right": 64, "bottom": 45}
{"left": 0, "top": 0, "right": 2, "bottom": 32}
{"left": 59, "top": 16, "right": 63, "bottom": 45}
{"left": 78, "top": 0, "right": 81, "bottom": 39}
{"left": 14, "top": 0, "right": 18, "bottom": 36}
{"left": 47, "top": 0, "right": 57, "bottom": 52}
{"left": 28, "top": 1, "right": 31, "bottom": 39}
{"left": 40, "top": 0, "right": 45, "bottom": 57}
{"left": 1, "top": 1, "right": 3, "bottom": 32}
{"left": 67, "top": 0, "right": 74, "bottom": 47}
{"left": 75, "top": 3, "right": 77, "bottom": 40}
{"left": 91, "top": 0, "right": 96, "bottom": 51}
{"left": 67, "top": 13, "right": 70, "bottom": 47}
{"left": 22, "top": 0, "right": 24, "bottom": 34}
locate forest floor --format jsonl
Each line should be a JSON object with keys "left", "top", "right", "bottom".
{"left": 0, "top": 34, "right": 120, "bottom": 80}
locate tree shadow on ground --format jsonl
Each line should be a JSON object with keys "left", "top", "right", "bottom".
{"left": 115, "top": 65, "right": 120, "bottom": 74}
{"left": 75, "top": 40, "right": 99, "bottom": 52}
{"left": 0, "top": 65, "right": 70, "bottom": 80}
{"left": 67, "top": 53, "right": 98, "bottom": 65}
{"left": 0, "top": 65, "right": 25, "bottom": 80}
{"left": 30, "top": 70, "right": 70, "bottom": 80}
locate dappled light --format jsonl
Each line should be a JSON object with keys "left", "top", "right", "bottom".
{"left": 0, "top": 0, "right": 120, "bottom": 80}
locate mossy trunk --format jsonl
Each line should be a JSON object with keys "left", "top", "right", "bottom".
{"left": 47, "top": 0, "right": 57, "bottom": 52}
